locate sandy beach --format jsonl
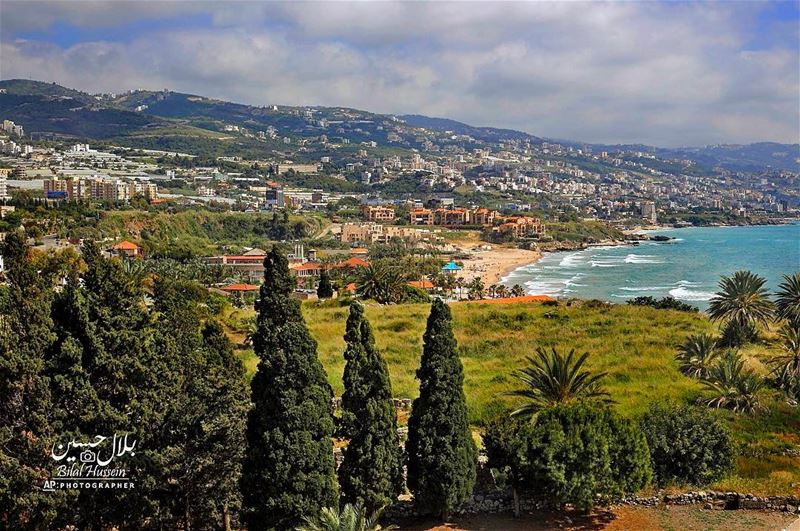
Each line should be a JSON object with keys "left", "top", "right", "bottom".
{"left": 456, "top": 245, "right": 541, "bottom": 285}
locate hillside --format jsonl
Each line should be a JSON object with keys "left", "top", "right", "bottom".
{"left": 224, "top": 299, "right": 800, "bottom": 496}
{"left": 0, "top": 79, "right": 165, "bottom": 139}
{"left": 2, "top": 79, "right": 796, "bottom": 171}
{"left": 400, "top": 114, "right": 541, "bottom": 143}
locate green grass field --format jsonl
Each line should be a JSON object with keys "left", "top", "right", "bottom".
{"left": 228, "top": 299, "right": 800, "bottom": 496}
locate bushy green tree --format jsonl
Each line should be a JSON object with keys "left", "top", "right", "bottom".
{"left": 0, "top": 232, "right": 63, "bottom": 528}
{"left": 640, "top": 403, "right": 734, "bottom": 487}
{"left": 297, "top": 503, "right": 397, "bottom": 531}
{"left": 483, "top": 414, "right": 531, "bottom": 517}
{"left": 522, "top": 403, "right": 650, "bottom": 512}
{"left": 355, "top": 262, "right": 407, "bottom": 304}
{"left": 241, "top": 247, "right": 337, "bottom": 529}
{"left": 775, "top": 273, "right": 800, "bottom": 326}
{"left": 702, "top": 350, "right": 764, "bottom": 413}
{"left": 406, "top": 299, "right": 476, "bottom": 520}
{"left": 339, "top": 302, "right": 404, "bottom": 511}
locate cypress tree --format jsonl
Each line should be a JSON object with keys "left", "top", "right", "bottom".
{"left": 150, "top": 279, "right": 248, "bottom": 529}
{"left": 339, "top": 302, "right": 403, "bottom": 511}
{"left": 406, "top": 298, "right": 476, "bottom": 520}
{"left": 241, "top": 247, "right": 337, "bottom": 529}
{"left": 317, "top": 270, "right": 334, "bottom": 299}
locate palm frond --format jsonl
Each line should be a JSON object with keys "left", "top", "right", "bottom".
{"left": 508, "top": 347, "right": 611, "bottom": 419}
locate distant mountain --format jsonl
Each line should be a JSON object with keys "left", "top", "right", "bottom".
{"left": 400, "top": 114, "right": 540, "bottom": 144}
{"left": 555, "top": 137, "right": 800, "bottom": 173}
{"left": 658, "top": 143, "right": 800, "bottom": 173}
{"left": 0, "top": 79, "right": 797, "bottom": 172}
{"left": 0, "top": 79, "right": 164, "bottom": 139}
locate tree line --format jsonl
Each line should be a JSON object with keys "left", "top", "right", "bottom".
{"left": 0, "top": 239, "right": 478, "bottom": 529}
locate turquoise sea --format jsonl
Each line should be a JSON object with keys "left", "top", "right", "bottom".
{"left": 502, "top": 223, "right": 800, "bottom": 309}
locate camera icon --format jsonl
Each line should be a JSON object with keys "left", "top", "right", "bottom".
{"left": 80, "top": 450, "right": 96, "bottom": 463}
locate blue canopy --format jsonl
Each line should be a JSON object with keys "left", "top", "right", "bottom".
{"left": 442, "top": 261, "right": 462, "bottom": 271}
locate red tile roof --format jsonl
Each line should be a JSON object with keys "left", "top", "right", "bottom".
{"left": 333, "top": 257, "right": 370, "bottom": 269}
{"left": 291, "top": 262, "right": 323, "bottom": 271}
{"left": 408, "top": 280, "right": 435, "bottom": 289}
{"left": 454, "top": 295, "right": 556, "bottom": 305}
{"left": 113, "top": 240, "right": 140, "bottom": 250}
{"left": 221, "top": 283, "right": 260, "bottom": 292}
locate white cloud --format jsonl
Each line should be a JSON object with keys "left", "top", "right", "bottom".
{"left": 0, "top": 1, "right": 797, "bottom": 146}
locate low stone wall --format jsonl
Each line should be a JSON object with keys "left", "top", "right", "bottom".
{"left": 331, "top": 397, "right": 413, "bottom": 410}
{"left": 622, "top": 491, "right": 800, "bottom": 513}
{"left": 386, "top": 490, "right": 800, "bottom": 520}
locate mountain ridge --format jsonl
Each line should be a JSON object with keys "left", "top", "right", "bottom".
{"left": 1, "top": 79, "right": 797, "bottom": 171}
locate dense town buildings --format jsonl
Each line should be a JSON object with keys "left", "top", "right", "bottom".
{"left": 43, "top": 176, "right": 158, "bottom": 202}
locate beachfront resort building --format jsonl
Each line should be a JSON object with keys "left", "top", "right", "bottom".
{"left": 361, "top": 205, "right": 395, "bottom": 222}
{"left": 491, "top": 216, "right": 546, "bottom": 239}
{"left": 339, "top": 222, "right": 423, "bottom": 244}
{"left": 408, "top": 207, "right": 500, "bottom": 226}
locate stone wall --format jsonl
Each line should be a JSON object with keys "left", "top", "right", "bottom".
{"left": 386, "top": 489, "right": 800, "bottom": 520}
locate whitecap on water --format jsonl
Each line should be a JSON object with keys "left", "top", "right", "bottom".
{"left": 668, "top": 286, "right": 715, "bottom": 301}
{"left": 624, "top": 254, "right": 665, "bottom": 264}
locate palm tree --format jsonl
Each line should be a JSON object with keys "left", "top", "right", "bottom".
{"left": 675, "top": 333, "right": 720, "bottom": 379}
{"left": 467, "top": 277, "right": 485, "bottom": 300}
{"left": 702, "top": 350, "right": 764, "bottom": 414}
{"left": 771, "top": 322, "right": 800, "bottom": 399}
{"left": 355, "top": 263, "right": 406, "bottom": 304}
{"left": 488, "top": 284, "right": 498, "bottom": 298}
{"left": 510, "top": 284, "right": 526, "bottom": 297}
{"left": 708, "top": 271, "right": 774, "bottom": 345}
{"left": 775, "top": 273, "right": 800, "bottom": 326}
{"left": 508, "top": 347, "right": 612, "bottom": 418}
{"left": 296, "top": 504, "right": 396, "bottom": 531}
{"left": 496, "top": 285, "right": 510, "bottom": 299}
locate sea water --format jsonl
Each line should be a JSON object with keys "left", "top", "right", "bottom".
{"left": 502, "top": 223, "right": 800, "bottom": 310}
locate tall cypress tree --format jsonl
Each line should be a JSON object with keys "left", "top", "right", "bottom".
{"left": 150, "top": 279, "right": 248, "bottom": 529}
{"left": 406, "top": 298, "right": 476, "bottom": 520}
{"left": 339, "top": 302, "right": 403, "bottom": 511}
{"left": 241, "top": 247, "right": 337, "bottom": 529}
{"left": 317, "top": 270, "right": 334, "bottom": 299}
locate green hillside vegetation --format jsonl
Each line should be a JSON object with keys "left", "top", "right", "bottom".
{"left": 65, "top": 209, "right": 328, "bottom": 257}
{"left": 545, "top": 220, "right": 626, "bottom": 243}
{"left": 225, "top": 300, "right": 799, "bottom": 496}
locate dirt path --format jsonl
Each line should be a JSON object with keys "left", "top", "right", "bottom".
{"left": 397, "top": 506, "right": 797, "bottom": 531}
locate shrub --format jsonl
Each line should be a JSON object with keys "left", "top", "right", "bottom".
{"left": 640, "top": 403, "right": 734, "bottom": 487}
{"left": 718, "top": 319, "right": 758, "bottom": 348}
{"left": 402, "top": 285, "right": 431, "bottom": 303}
{"left": 520, "top": 403, "right": 651, "bottom": 511}
{"left": 628, "top": 296, "right": 698, "bottom": 313}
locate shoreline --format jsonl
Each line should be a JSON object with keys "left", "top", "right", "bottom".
{"left": 457, "top": 246, "right": 542, "bottom": 286}
{"left": 498, "top": 237, "right": 660, "bottom": 286}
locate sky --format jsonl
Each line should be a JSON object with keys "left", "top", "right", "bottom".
{"left": 1, "top": 1, "right": 798, "bottom": 148}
